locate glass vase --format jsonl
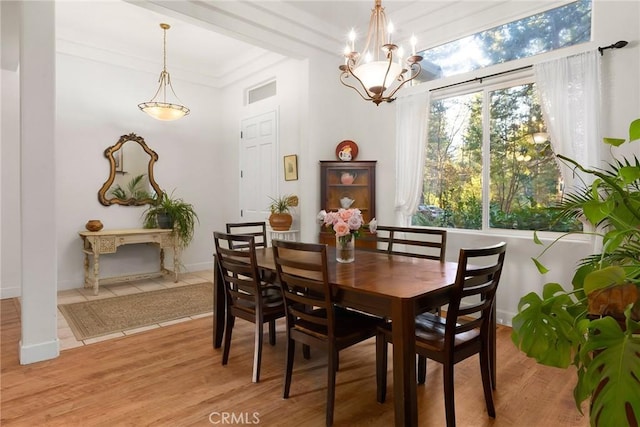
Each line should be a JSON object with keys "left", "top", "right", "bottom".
{"left": 336, "top": 234, "right": 355, "bottom": 263}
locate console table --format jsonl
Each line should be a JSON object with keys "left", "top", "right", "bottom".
{"left": 79, "top": 228, "right": 179, "bottom": 295}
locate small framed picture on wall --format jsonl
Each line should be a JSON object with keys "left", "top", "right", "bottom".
{"left": 284, "top": 154, "right": 298, "bottom": 181}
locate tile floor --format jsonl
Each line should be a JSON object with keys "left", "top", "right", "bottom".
{"left": 57, "top": 270, "right": 214, "bottom": 351}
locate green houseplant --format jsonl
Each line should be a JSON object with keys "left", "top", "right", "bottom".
{"left": 268, "top": 194, "right": 297, "bottom": 231}
{"left": 511, "top": 119, "right": 640, "bottom": 427}
{"left": 142, "top": 190, "right": 199, "bottom": 249}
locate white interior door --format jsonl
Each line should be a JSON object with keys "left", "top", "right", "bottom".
{"left": 239, "top": 110, "right": 278, "bottom": 222}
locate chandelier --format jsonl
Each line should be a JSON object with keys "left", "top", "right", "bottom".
{"left": 138, "top": 23, "right": 190, "bottom": 121}
{"left": 339, "top": 0, "right": 423, "bottom": 105}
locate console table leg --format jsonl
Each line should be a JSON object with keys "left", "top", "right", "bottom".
{"left": 92, "top": 251, "right": 100, "bottom": 295}
{"left": 83, "top": 252, "right": 90, "bottom": 287}
{"left": 173, "top": 246, "right": 180, "bottom": 282}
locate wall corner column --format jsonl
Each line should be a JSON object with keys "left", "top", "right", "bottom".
{"left": 19, "top": 0, "right": 59, "bottom": 364}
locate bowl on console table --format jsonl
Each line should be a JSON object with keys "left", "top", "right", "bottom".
{"left": 85, "top": 220, "right": 104, "bottom": 232}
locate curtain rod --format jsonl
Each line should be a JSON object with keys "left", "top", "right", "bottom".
{"left": 429, "top": 65, "right": 532, "bottom": 93}
{"left": 429, "top": 41, "right": 627, "bottom": 93}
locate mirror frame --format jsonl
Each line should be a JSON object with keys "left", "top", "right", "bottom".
{"left": 98, "top": 133, "right": 163, "bottom": 206}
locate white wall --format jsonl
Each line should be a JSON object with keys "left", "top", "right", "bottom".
{"left": 55, "top": 53, "right": 222, "bottom": 290}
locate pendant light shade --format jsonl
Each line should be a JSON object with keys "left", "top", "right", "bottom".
{"left": 138, "top": 23, "right": 190, "bottom": 121}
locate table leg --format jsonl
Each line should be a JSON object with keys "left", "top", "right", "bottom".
{"left": 212, "top": 255, "right": 225, "bottom": 349}
{"left": 83, "top": 252, "right": 90, "bottom": 287}
{"left": 92, "top": 250, "right": 100, "bottom": 296}
{"left": 391, "top": 298, "right": 418, "bottom": 427}
{"left": 173, "top": 246, "right": 180, "bottom": 282}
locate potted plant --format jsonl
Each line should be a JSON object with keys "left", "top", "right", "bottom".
{"left": 142, "top": 190, "right": 199, "bottom": 249}
{"left": 268, "top": 194, "right": 297, "bottom": 231}
{"left": 511, "top": 119, "right": 640, "bottom": 427}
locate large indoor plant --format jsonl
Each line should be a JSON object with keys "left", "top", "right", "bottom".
{"left": 511, "top": 119, "right": 640, "bottom": 427}
{"left": 142, "top": 190, "right": 199, "bottom": 249}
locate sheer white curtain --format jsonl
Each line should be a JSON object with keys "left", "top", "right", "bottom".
{"left": 534, "top": 51, "right": 602, "bottom": 190}
{"left": 394, "top": 92, "right": 429, "bottom": 226}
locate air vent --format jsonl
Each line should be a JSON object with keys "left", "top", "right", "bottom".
{"left": 247, "top": 80, "right": 276, "bottom": 104}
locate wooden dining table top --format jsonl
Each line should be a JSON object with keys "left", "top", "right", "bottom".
{"left": 253, "top": 246, "right": 459, "bottom": 302}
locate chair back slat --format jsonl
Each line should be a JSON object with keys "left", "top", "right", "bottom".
{"left": 214, "top": 232, "right": 264, "bottom": 310}
{"left": 225, "top": 222, "right": 268, "bottom": 249}
{"left": 374, "top": 225, "right": 447, "bottom": 261}
{"left": 272, "top": 240, "right": 335, "bottom": 336}
{"left": 445, "top": 242, "right": 507, "bottom": 344}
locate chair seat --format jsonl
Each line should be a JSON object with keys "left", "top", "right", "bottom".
{"left": 378, "top": 312, "right": 480, "bottom": 353}
{"left": 295, "top": 306, "right": 383, "bottom": 341}
{"left": 234, "top": 286, "right": 283, "bottom": 311}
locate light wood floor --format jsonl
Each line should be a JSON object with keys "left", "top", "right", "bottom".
{"left": 1, "top": 288, "right": 589, "bottom": 426}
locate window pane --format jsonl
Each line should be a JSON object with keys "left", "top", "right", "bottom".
{"left": 415, "top": 82, "right": 583, "bottom": 232}
{"left": 415, "top": 0, "right": 592, "bottom": 83}
{"left": 413, "top": 92, "right": 483, "bottom": 230}
{"left": 488, "top": 84, "right": 581, "bottom": 232}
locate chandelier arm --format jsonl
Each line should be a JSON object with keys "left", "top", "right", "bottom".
{"left": 360, "top": 3, "right": 378, "bottom": 63}
{"left": 145, "top": 71, "right": 168, "bottom": 103}
{"left": 343, "top": 61, "right": 376, "bottom": 98}
{"left": 380, "top": 50, "right": 395, "bottom": 90}
{"left": 374, "top": 2, "right": 386, "bottom": 62}
{"left": 384, "top": 62, "right": 422, "bottom": 100}
{"left": 166, "top": 74, "right": 187, "bottom": 105}
{"left": 340, "top": 73, "right": 375, "bottom": 102}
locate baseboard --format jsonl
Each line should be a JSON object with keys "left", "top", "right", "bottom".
{"left": 1, "top": 286, "right": 21, "bottom": 299}
{"left": 19, "top": 338, "right": 60, "bottom": 364}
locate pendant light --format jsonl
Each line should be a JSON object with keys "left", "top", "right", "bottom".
{"left": 138, "top": 23, "right": 190, "bottom": 121}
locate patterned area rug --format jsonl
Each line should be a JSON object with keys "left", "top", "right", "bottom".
{"left": 59, "top": 282, "right": 213, "bottom": 340}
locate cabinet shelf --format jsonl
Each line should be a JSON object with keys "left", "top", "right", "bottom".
{"left": 320, "top": 160, "right": 376, "bottom": 248}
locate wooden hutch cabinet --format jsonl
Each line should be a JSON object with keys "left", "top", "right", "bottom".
{"left": 319, "top": 160, "right": 377, "bottom": 248}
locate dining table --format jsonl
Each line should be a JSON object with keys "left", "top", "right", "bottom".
{"left": 212, "top": 245, "right": 492, "bottom": 427}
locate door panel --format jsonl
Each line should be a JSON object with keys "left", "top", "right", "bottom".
{"left": 240, "top": 110, "right": 277, "bottom": 222}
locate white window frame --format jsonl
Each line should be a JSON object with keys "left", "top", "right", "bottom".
{"left": 426, "top": 68, "right": 588, "bottom": 240}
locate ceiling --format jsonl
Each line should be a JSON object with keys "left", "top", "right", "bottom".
{"left": 53, "top": 0, "right": 454, "bottom": 88}
{"left": 53, "top": 0, "right": 555, "bottom": 88}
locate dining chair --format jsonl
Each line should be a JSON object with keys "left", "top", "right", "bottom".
{"left": 374, "top": 225, "right": 448, "bottom": 382}
{"left": 376, "top": 242, "right": 507, "bottom": 427}
{"left": 375, "top": 225, "right": 447, "bottom": 261}
{"left": 272, "top": 240, "right": 385, "bottom": 426}
{"left": 225, "top": 221, "right": 277, "bottom": 282}
{"left": 213, "top": 231, "right": 285, "bottom": 383}
{"left": 225, "top": 221, "right": 268, "bottom": 249}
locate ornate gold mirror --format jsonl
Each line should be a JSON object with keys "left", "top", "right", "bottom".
{"left": 98, "top": 133, "right": 163, "bottom": 206}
